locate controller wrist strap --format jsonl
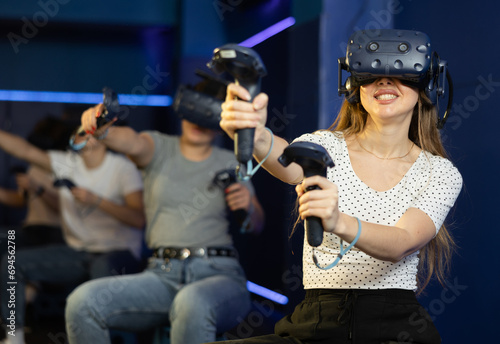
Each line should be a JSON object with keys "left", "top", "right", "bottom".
{"left": 69, "top": 133, "right": 90, "bottom": 152}
{"left": 239, "top": 201, "right": 254, "bottom": 234}
{"left": 237, "top": 127, "right": 274, "bottom": 181}
{"left": 313, "top": 217, "right": 362, "bottom": 270}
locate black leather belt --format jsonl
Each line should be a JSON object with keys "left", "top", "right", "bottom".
{"left": 152, "top": 247, "right": 237, "bottom": 260}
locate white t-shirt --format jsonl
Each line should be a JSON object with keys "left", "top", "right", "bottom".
{"left": 49, "top": 151, "right": 144, "bottom": 258}
{"left": 294, "top": 131, "right": 463, "bottom": 291}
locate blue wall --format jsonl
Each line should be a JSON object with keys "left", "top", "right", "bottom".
{"left": 394, "top": 1, "right": 500, "bottom": 342}
{"left": 0, "top": 0, "right": 177, "bottom": 93}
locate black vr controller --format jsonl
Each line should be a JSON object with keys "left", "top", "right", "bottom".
{"left": 207, "top": 44, "right": 267, "bottom": 164}
{"left": 78, "top": 87, "right": 120, "bottom": 137}
{"left": 99, "top": 87, "right": 120, "bottom": 126}
{"left": 53, "top": 178, "right": 76, "bottom": 189}
{"left": 278, "top": 141, "right": 335, "bottom": 247}
{"left": 338, "top": 29, "right": 453, "bottom": 129}
{"left": 212, "top": 168, "right": 249, "bottom": 229}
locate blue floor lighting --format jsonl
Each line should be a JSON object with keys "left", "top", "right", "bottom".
{"left": 247, "top": 281, "right": 288, "bottom": 305}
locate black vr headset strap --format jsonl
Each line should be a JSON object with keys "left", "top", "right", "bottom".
{"left": 338, "top": 57, "right": 360, "bottom": 105}
{"left": 338, "top": 57, "right": 349, "bottom": 97}
{"left": 437, "top": 68, "right": 453, "bottom": 129}
{"left": 426, "top": 52, "right": 453, "bottom": 129}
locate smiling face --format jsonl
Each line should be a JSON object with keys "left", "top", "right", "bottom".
{"left": 359, "top": 78, "right": 419, "bottom": 126}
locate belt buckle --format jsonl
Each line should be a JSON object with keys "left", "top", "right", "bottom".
{"left": 193, "top": 248, "right": 206, "bottom": 257}
{"left": 155, "top": 247, "right": 165, "bottom": 259}
{"left": 179, "top": 248, "right": 191, "bottom": 260}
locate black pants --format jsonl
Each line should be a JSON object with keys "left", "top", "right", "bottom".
{"left": 212, "top": 289, "right": 441, "bottom": 344}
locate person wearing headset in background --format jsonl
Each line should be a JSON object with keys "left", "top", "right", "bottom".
{"left": 64, "top": 79, "right": 265, "bottom": 344}
{"left": 0, "top": 116, "right": 71, "bottom": 254}
{"left": 206, "top": 29, "right": 463, "bottom": 344}
{"left": 0, "top": 117, "right": 71, "bottom": 338}
{"left": 0, "top": 167, "right": 62, "bottom": 245}
{"left": 0, "top": 121, "right": 145, "bottom": 344}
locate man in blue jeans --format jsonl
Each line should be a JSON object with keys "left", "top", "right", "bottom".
{"left": 65, "top": 104, "right": 265, "bottom": 344}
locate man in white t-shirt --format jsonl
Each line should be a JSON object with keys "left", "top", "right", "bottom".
{"left": 0, "top": 128, "right": 145, "bottom": 344}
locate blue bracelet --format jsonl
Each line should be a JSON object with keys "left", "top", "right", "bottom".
{"left": 69, "top": 134, "right": 89, "bottom": 152}
{"left": 313, "top": 217, "right": 362, "bottom": 270}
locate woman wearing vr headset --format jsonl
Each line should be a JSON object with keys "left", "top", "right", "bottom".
{"left": 212, "top": 30, "right": 462, "bottom": 343}
{"left": 65, "top": 92, "right": 265, "bottom": 344}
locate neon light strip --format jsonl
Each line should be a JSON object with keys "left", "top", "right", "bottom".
{"left": 239, "top": 16, "right": 296, "bottom": 48}
{"left": 247, "top": 281, "right": 288, "bottom": 305}
{"left": 0, "top": 89, "right": 172, "bottom": 107}
{"left": 0, "top": 17, "right": 295, "bottom": 105}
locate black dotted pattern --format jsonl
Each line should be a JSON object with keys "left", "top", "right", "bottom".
{"left": 293, "top": 131, "right": 463, "bottom": 290}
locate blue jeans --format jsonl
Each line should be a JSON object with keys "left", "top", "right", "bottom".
{"left": 65, "top": 255, "right": 251, "bottom": 344}
{"left": 0, "top": 244, "right": 141, "bottom": 329}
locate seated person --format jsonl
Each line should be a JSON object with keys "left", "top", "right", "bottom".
{"left": 64, "top": 95, "right": 265, "bottom": 344}
{"left": 0, "top": 116, "right": 73, "bottom": 253}
{"left": 206, "top": 29, "right": 462, "bottom": 344}
{"left": 0, "top": 121, "right": 146, "bottom": 344}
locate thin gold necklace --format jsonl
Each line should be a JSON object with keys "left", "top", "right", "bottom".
{"left": 357, "top": 137, "right": 415, "bottom": 160}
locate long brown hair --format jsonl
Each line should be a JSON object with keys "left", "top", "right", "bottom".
{"left": 329, "top": 89, "right": 456, "bottom": 294}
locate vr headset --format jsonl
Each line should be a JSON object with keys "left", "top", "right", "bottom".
{"left": 173, "top": 70, "right": 229, "bottom": 130}
{"left": 338, "top": 29, "right": 452, "bottom": 128}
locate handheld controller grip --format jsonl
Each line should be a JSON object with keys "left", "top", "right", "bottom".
{"left": 212, "top": 168, "right": 248, "bottom": 227}
{"left": 233, "top": 78, "right": 261, "bottom": 164}
{"left": 207, "top": 44, "right": 267, "bottom": 164}
{"left": 278, "top": 142, "right": 335, "bottom": 247}
{"left": 99, "top": 87, "right": 120, "bottom": 126}
{"left": 53, "top": 178, "right": 77, "bottom": 189}
{"left": 303, "top": 184, "right": 324, "bottom": 247}
{"left": 78, "top": 87, "right": 119, "bottom": 137}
